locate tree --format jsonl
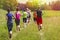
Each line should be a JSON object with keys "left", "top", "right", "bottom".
{"left": 0, "top": 0, "right": 5, "bottom": 9}
{"left": 26, "top": 0, "right": 40, "bottom": 10}
{"left": 17, "top": 3, "right": 27, "bottom": 10}
{"left": 51, "top": 1, "right": 60, "bottom": 10}
{"left": 0, "top": 0, "right": 18, "bottom": 10}
{"left": 41, "top": 3, "right": 52, "bottom": 10}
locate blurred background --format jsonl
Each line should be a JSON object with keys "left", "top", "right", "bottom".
{"left": 0, "top": 0, "right": 60, "bottom": 11}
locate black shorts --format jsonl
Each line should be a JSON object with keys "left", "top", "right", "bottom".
{"left": 23, "top": 18, "right": 27, "bottom": 23}
{"left": 7, "top": 22, "right": 13, "bottom": 32}
{"left": 15, "top": 19, "right": 20, "bottom": 25}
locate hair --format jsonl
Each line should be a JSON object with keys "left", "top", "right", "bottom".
{"left": 7, "top": 8, "right": 10, "bottom": 13}
{"left": 16, "top": 7, "right": 19, "bottom": 11}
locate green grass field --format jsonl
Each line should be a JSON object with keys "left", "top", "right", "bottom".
{"left": 0, "top": 9, "right": 60, "bottom": 40}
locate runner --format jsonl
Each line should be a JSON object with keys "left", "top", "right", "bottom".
{"left": 33, "top": 9, "right": 37, "bottom": 23}
{"left": 36, "top": 8, "right": 42, "bottom": 31}
{"left": 15, "top": 8, "right": 21, "bottom": 31}
{"left": 26, "top": 8, "right": 31, "bottom": 23}
{"left": 6, "top": 8, "right": 14, "bottom": 38}
{"left": 22, "top": 9, "right": 28, "bottom": 28}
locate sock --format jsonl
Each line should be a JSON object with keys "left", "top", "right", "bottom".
{"left": 9, "top": 31, "right": 12, "bottom": 38}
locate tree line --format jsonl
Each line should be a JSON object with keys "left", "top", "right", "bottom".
{"left": 0, "top": 0, "right": 60, "bottom": 11}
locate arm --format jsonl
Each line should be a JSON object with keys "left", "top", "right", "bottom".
{"left": 12, "top": 14, "right": 15, "bottom": 19}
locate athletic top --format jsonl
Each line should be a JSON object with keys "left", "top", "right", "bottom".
{"left": 33, "top": 11, "right": 37, "bottom": 18}
{"left": 15, "top": 11, "right": 21, "bottom": 20}
{"left": 23, "top": 12, "right": 27, "bottom": 18}
{"left": 27, "top": 10, "right": 31, "bottom": 17}
{"left": 37, "top": 10, "right": 42, "bottom": 18}
{"left": 6, "top": 12, "right": 13, "bottom": 22}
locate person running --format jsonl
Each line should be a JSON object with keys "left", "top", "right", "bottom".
{"left": 36, "top": 8, "right": 42, "bottom": 31}
{"left": 33, "top": 9, "right": 37, "bottom": 23}
{"left": 26, "top": 8, "right": 31, "bottom": 23}
{"left": 6, "top": 8, "right": 14, "bottom": 38}
{"left": 22, "top": 9, "right": 28, "bottom": 28}
{"left": 15, "top": 8, "right": 21, "bottom": 31}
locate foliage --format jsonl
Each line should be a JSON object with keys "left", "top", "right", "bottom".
{"left": 0, "top": 0, "right": 18, "bottom": 10}
{"left": 51, "top": 1, "right": 60, "bottom": 10}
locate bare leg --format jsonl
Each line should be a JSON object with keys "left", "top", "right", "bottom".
{"left": 18, "top": 25, "right": 20, "bottom": 31}
{"left": 16, "top": 25, "right": 20, "bottom": 31}
{"left": 39, "top": 24, "right": 42, "bottom": 31}
{"left": 38, "top": 24, "right": 42, "bottom": 31}
{"left": 40, "top": 24, "right": 42, "bottom": 29}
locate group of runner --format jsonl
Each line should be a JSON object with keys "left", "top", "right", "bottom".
{"left": 6, "top": 7, "right": 42, "bottom": 39}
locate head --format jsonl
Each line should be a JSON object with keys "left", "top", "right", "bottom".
{"left": 7, "top": 8, "right": 10, "bottom": 13}
{"left": 16, "top": 7, "right": 19, "bottom": 11}
{"left": 39, "top": 8, "right": 41, "bottom": 10}
{"left": 38, "top": 6, "right": 41, "bottom": 10}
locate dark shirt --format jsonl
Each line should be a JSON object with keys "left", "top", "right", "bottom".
{"left": 37, "top": 10, "right": 42, "bottom": 17}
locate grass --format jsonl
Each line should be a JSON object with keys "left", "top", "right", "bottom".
{"left": 0, "top": 9, "right": 60, "bottom": 40}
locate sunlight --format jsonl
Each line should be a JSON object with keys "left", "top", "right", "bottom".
{"left": 41, "top": 0, "right": 57, "bottom": 4}
{"left": 17, "top": 0, "right": 57, "bottom": 4}
{"left": 17, "top": 0, "right": 28, "bottom": 3}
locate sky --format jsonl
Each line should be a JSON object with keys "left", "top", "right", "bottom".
{"left": 17, "top": 0, "right": 28, "bottom": 3}
{"left": 17, "top": 0, "right": 58, "bottom": 4}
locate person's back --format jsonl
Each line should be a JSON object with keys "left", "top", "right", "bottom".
{"left": 27, "top": 10, "right": 31, "bottom": 16}
{"left": 23, "top": 11, "right": 27, "bottom": 18}
{"left": 26, "top": 8, "right": 31, "bottom": 23}
{"left": 37, "top": 9, "right": 42, "bottom": 18}
{"left": 15, "top": 11, "right": 21, "bottom": 20}
{"left": 6, "top": 12, "right": 13, "bottom": 22}
{"left": 22, "top": 10, "right": 28, "bottom": 28}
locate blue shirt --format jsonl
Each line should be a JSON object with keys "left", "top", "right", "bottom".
{"left": 6, "top": 12, "right": 13, "bottom": 22}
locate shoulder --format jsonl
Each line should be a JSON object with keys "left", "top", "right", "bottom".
{"left": 10, "top": 12, "right": 13, "bottom": 15}
{"left": 11, "top": 12, "right": 13, "bottom": 14}
{"left": 17, "top": 11, "right": 21, "bottom": 14}
{"left": 9, "top": 12, "right": 13, "bottom": 16}
{"left": 18, "top": 11, "right": 20, "bottom": 13}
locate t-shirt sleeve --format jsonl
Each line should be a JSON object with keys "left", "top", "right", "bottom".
{"left": 10, "top": 13, "right": 14, "bottom": 17}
